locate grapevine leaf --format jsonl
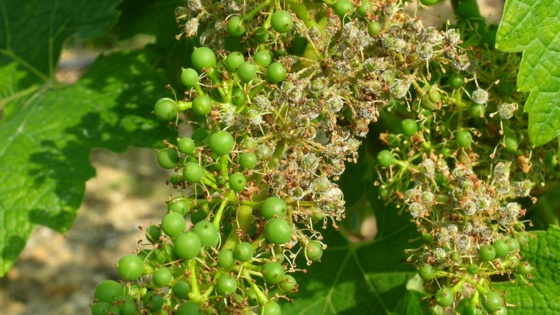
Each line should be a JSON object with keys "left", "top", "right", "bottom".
{"left": 496, "top": 0, "right": 560, "bottom": 147}
{"left": 282, "top": 149, "right": 422, "bottom": 314}
{"left": 0, "top": 51, "right": 176, "bottom": 276}
{"left": 494, "top": 226, "right": 560, "bottom": 314}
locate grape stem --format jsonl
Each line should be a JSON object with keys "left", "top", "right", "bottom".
{"left": 212, "top": 196, "right": 230, "bottom": 229}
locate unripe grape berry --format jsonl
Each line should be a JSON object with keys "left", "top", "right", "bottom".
{"left": 271, "top": 10, "right": 293, "bottom": 33}
{"left": 435, "top": 287, "right": 454, "bottom": 307}
{"left": 377, "top": 150, "right": 395, "bottom": 167}
{"left": 420, "top": 0, "right": 439, "bottom": 5}
{"left": 254, "top": 50, "right": 272, "bottom": 67}
{"left": 154, "top": 98, "right": 177, "bottom": 121}
{"left": 174, "top": 232, "right": 202, "bottom": 260}
{"left": 267, "top": 62, "right": 287, "bottom": 83}
{"left": 504, "top": 135, "right": 519, "bottom": 152}
{"left": 172, "top": 280, "right": 191, "bottom": 299}
{"left": 231, "top": 87, "right": 247, "bottom": 106}
{"left": 143, "top": 291, "right": 164, "bottom": 312}
{"left": 224, "top": 51, "right": 245, "bottom": 72}
{"left": 180, "top": 68, "right": 199, "bottom": 88}
{"left": 418, "top": 264, "right": 437, "bottom": 281}
{"left": 161, "top": 212, "right": 186, "bottom": 238}
{"left": 192, "top": 95, "right": 213, "bottom": 116}
{"left": 368, "top": 21, "right": 382, "bottom": 37}
{"left": 209, "top": 131, "right": 235, "bottom": 156}
{"left": 176, "top": 302, "right": 201, "bottom": 315}
{"left": 237, "top": 61, "right": 257, "bottom": 82}
{"left": 217, "top": 274, "right": 237, "bottom": 295}
{"left": 191, "top": 46, "right": 216, "bottom": 71}
{"left": 254, "top": 27, "right": 269, "bottom": 43}
{"left": 261, "top": 301, "right": 282, "bottom": 315}
{"left": 517, "top": 261, "right": 533, "bottom": 275}
{"left": 493, "top": 239, "right": 510, "bottom": 258}
{"left": 94, "top": 280, "right": 123, "bottom": 303}
{"left": 234, "top": 242, "right": 254, "bottom": 262}
{"left": 262, "top": 261, "right": 285, "bottom": 284}
{"left": 481, "top": 291, "right": 503, "bottom": 313}
{"left": 145, "top": 224, "right": 162, "bottom": 244}
{"left": 239, "top": 152, "right": 258, "bottom": 169}
{"left": 116, "top": 254, "right": 144, "bottom": 281}
{"left": 265, "top": 218, "right": 292, "bottom": 245}
{"left": 456, "top": 130, "right": 473, "bottom": 148}
{"left": 183, "top": 162, "right": 204, "bottom": 183}
{"left": 448, "top": 73, "right": 464, "bottom": 89}
{"left": 228, "top": 172, "right": 247, "bottom": 192}
{"left": 227, "top": 15, "right": 245, "bottom": 37}
{"left": 333, "top": 0, "right": 354, "bottom": 18}
{"left": 279, "top": 274, "right": 298, "bottom": 292}
{"left": 152, "top": 267, "right": 173, "bottom": 287}
{"left": 167, "top": 196, "right": 189, "bottom": 215}
{"left": 401, "top": 119, "right": 418, "bottom": 136}
{"left": 192, "top": 220, "right": 220, "bottom": 247}
{"left": 157, "top": 148, "right": 179, "bottom": 169}
{"left": 357, "top": 1, "right": 373, "bottom": 16}
{"left": 506, "top": 238, "right": 520, "bottom": 252}
{"left": 261, "top": 196, "right": 288, "bottom": 219}
{"left": 479, "top": 244, "right": 496, "bottom": 261}
{"left": 91, "top": 302, "right": 111, "bottom": 315}
{"left": 305, "top": 240, "right": 323, "bottom": 262}
{"left": 218, "top": 249, "right": 235, "bottom": 269}
{"left": 177, "top": 137, "right": 196, "bottom": 155}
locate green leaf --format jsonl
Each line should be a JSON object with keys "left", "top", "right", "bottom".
{"left": 494, "top": 226, "right": 560, "bottom": 314}
{"left": 496, "top": 0, "right": 560, "bottom": 147}
{"left": 0, "top": 50, "right": 176, "bottom": 275}
{"left": 282, "top": 145, "right": 422, "bottom": 314}
{"left": 0, "top": 0, "right": 121, "bottom": 83}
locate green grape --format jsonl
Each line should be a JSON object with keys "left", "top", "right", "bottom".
{"left": 174, "top": 232, "right": 202, "bottom": 260}
{"left": 418, "top": 264, "right": 437, "bottom": 281}
{"left": 152, "top": 266, "right": 173, "bottom": 287}
{"left": 254, "top": 50, "right": 272, "bottom": 67}
{"left": 180, "top": 68, "right": 199, "bottom": 88}
{"left": 357, "top": 0, "right": 373, "bottom": 16}
{"left": 237, "top": 61, "right": 257, "bottom": 82}
{"left": 279, "top": 274, "right": 298, "bottom": 292}
{"left": 333, "top": 0, "right": 354, "bottom": 18}
{"left": 493, "top": 239, "right": 510, "bottom": 258}
{"left": 261, "top": 301, "right": 282, "bottom": 315}
{"left": 262, "top": 261, "right": 285, "bottom": 284}
{"left": 192, "top": 220, "right": 220, "bottom": 247}
{"left": 168, "top": 197, "right": 189, "bottom": 216}
{"left": 271, "top": 10, "right": 293, "bottom": 33}
{"left": 448, "top": 73, "right": 464, "bottom": 89}
{"left": 218, "top": 249, "right": 235, "bottom": 269}
{"left": 209, "top": 131, "right": 235, "bottom": 156}
{"left": 192, "top": 95, "right": 213, "bottom": 116}
{"left": 401, "top": 119, "right": 418, "bottom": 136}
{"left": 224, "top": 51, "right": 245, "bottom": 72}
{"left": 154, "top": 98, "right": 177, "bottom": 121}
{"left": 470, "top": 103, "right": 485, "bottom": 118}
{"left": 517, "top": 261, "right": 533, "bottom": 275}
{"left": 481, "top": 291, "right": 503, "bottom": 313}
{"left": 229, "top": 172, "right": 247, "bottom": 192}
{"left": 267, "top": 62, "right": 287, "bottom": 83}
{"left": 217, "top": 274, "right": 237, "bottom": 295}
{"left": 116, "top": 254, "right": 144, "bottom": 281}
{"left": 91, "top": 302, "right": 111, "bottom": 315}
{"left": 435, "top": 287, "right": 454, "bottom": 307}
{"left": 261, "top": 196, "right": 288, "bottom": 219}
{"left": 177, "top": 137, "right": 196, "bottom": 155}
{"left": 176, "top": 302, "right": 201, "bottom": 315}
{"left": 265, "top": 218, "right": 292, "bottom": 245}
{"left": 456, "top": 130, "right": 473, "bottom": 148}
{"left": 467, "top": 263, "right": 478, "bottom": 275}
{"left": 239, "top": 152, "right": 258, "bottom": 169}
{"left": 504, "top": 135, "right": 519, "bottom": 152}
{"left": 377, "top": 150, "right": 395, "bottom": 167}
{"left": 161, "top": 212, "right": 186, "bottom": 238}
{"left": 368, "top": 21, "right": 382, "bottom": 37}
{"left": 172, "top": 280, "right": 191, "bottom": 299}
{"left": 420, "top": 0, "right": 439, "bottom": 5}
{"left": 254, "top": 27, "right": 270, "bottom": 43}
{"left": 232, "top": 87, "right": 247, "bottom": 106}
{"left": 119, "top": 298, "right": 140, "bottom": 315}
{"left": 479, "top": 245, "right": 496, "bottom": 262}
{"left": 506, "top": 238, "right": 520, "bottom": 252}
{"left": 94, "top": 280, "right": 123, "bottom": 303}
{"left": 245, "top": 288, "right": 259, "bottom": 306}
{"left": 183, "top": 162, "right": 204, "bottom": 183}
{"left": 227, "top": 15, "right": 245, "bottom": 37}
{"left": 234, "top": 242, "right": 254, "bottom": 262}
{"left": 494, "top": 306, "right": 509, "bottom": 315}
{"left": 191, "top": 46, "right": 216, "bottom": 71}
{"left": 157, "top": 148, "right": 179, "bottom": 169}
{"left": 143, "top": 291, "right": 164, "bottom": 312}
{"left": 145, "top": 224, "right": 162, "bottom": 244}
{"left": 304, "top": 240, "right": 323, "bottom": 262}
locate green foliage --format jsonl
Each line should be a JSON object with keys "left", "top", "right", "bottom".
{"left": 496, "top": 0, "right": 560, "bottom": 146}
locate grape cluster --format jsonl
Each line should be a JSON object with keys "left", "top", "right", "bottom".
{"left": 91, "top": 0, "right": 553, "bottom": 314}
